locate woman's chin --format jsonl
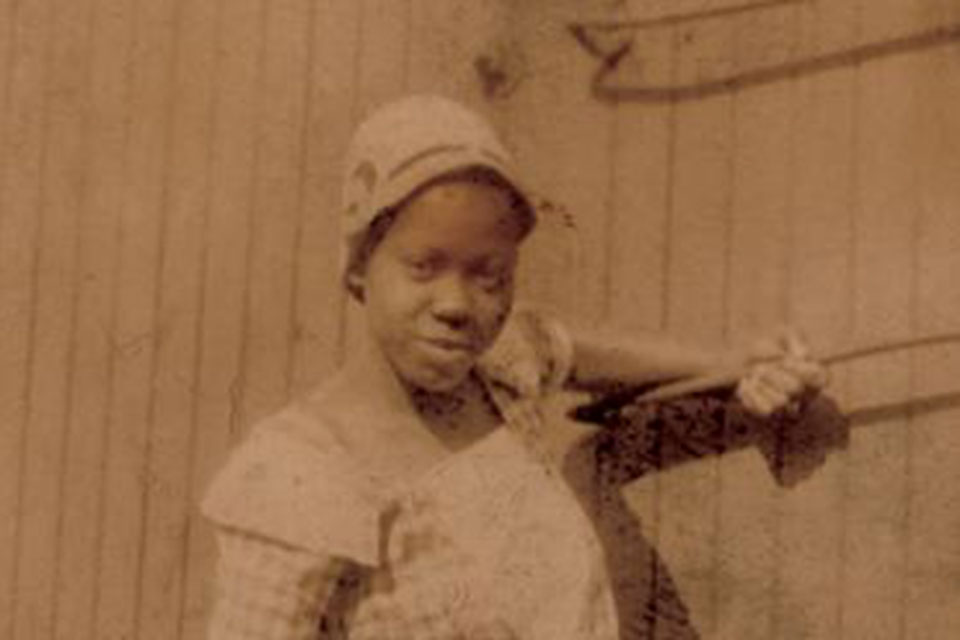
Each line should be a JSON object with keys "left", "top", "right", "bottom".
{"left": 403, "top": 363, "right": 474, "bottom": 395}
{"left": 415, "top": 373, "right": 470, "bottom": 394}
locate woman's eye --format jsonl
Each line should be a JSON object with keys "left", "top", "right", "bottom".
{"left": 472, "top": 266, "right": 510, "bottom": 291}
{"left": 404, "top": 257, "right": 439, "bottom": 279}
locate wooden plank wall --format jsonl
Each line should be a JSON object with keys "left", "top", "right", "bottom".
{"left": 1, "top": 0, "right": 958, "bottom": 638}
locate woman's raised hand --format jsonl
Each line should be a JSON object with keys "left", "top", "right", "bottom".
{"left": 735, "top": 328, "right": 829, "bottom": 416}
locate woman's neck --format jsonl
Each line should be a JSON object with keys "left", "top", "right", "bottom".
{"left": 306, "top": 340, "right": 503, "bottom": 485}
{"left": 345, "top": 337, "right": 500, "bottom": 447}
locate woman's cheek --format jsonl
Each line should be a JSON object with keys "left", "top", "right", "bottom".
{"left": 478, "top": 290, "right": 514, "bottom": 346}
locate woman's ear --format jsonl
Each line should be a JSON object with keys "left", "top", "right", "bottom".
{"left": 345, "top": 266, "right": 366, "bottom": 302}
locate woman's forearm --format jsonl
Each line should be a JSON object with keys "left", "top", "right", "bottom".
{"left": 566, "top": 327, "right": 747, "bottom": 393}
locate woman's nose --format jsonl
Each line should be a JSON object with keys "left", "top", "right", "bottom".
{"left": 430, "top": 273, "right": 474, "bottom": 326}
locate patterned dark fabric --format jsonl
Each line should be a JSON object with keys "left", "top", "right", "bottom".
{"left": 565, "top": 391, "right": 848, "bottom": 639}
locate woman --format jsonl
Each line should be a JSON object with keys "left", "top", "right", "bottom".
{"left": 201, "top": 95, "right": 825, "bottom": 639}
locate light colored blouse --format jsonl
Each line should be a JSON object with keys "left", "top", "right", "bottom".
{"left": 201, "top": 309, "right": 620, "bottom": 639}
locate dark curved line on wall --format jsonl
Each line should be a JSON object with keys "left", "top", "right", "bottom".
{"left": 571, "top": 23, "right": 960, "bottom": 103}
{"left": 577, "top": 0, "right": 808, "bottom": 33}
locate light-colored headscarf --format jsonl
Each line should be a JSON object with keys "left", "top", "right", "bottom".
{"left": 339, "top": 95, "right": 533, "bottom": 293}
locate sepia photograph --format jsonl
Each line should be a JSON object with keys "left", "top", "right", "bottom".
{"left": 1, "top": 0, "right": 959, "bottom": 638}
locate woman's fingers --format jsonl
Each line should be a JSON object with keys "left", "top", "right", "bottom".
{"left": 754, "top": 362, "right": 806, "bottom": 397}
{"left": 750, "top": 327, "right": 829, "bottom": 386}
{"left": 737, "top": 375, "right": 788, "bottom": 416}
{"left": 737, "top": 326, "right": 830, "bottom": 415}
{"left": 738, "top": 357, "right": 825, "bottom": 415}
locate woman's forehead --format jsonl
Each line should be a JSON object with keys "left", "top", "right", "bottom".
{"left": 386, "top": 180, "right": 527, "bottom": 246}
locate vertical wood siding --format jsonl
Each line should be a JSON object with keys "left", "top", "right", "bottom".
{"left": 1, "top": 0, "right": 958, "bottom": 637}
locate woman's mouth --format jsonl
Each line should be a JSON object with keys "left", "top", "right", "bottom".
{"left": 419, "top": 337, "right": 477, "bottom": 360}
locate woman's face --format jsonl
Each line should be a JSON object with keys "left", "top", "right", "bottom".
{"left": 357, "top": 178, "right": 525, "bottom": 393}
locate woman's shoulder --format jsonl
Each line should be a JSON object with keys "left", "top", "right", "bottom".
{"left": 479, "top": 304, "right": 574, "bottom": 397}
{"left": 200, "top": 390, "right": 386, "bottom": 565}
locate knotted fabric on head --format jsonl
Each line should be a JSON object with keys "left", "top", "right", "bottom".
{"left": 339, "top": 95, "right": 534, "bottom": 296}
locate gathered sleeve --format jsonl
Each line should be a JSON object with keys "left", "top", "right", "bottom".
{"left": 201, "top": 410, "right": 386, "bottom": 639}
